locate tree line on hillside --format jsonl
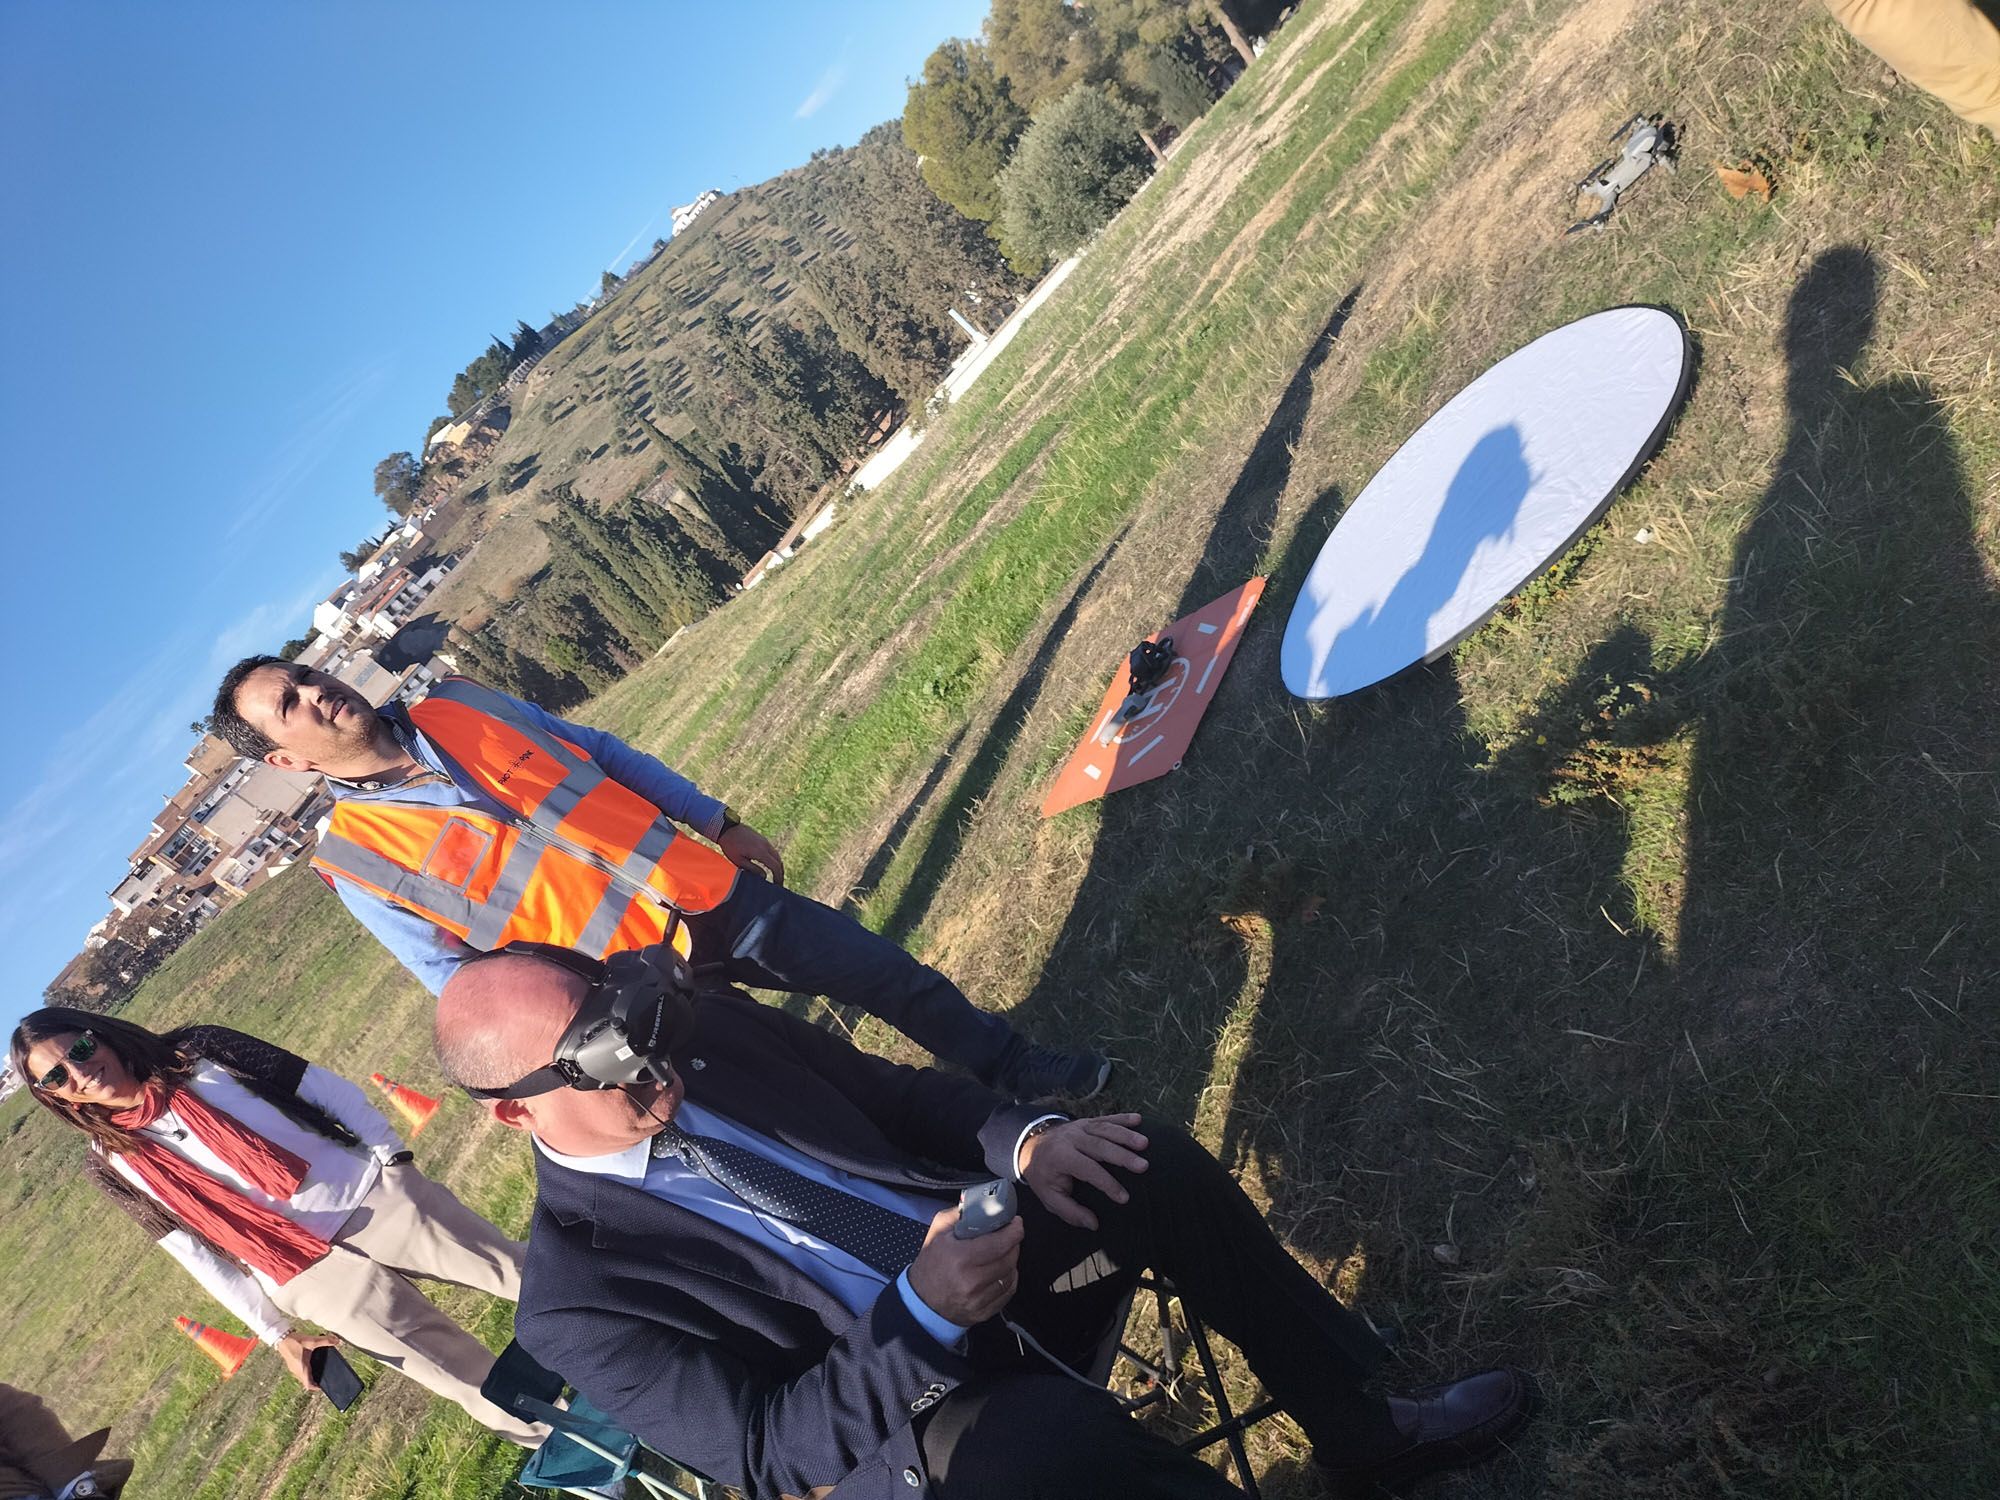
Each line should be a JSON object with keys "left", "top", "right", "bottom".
{"left": 338, "top": 3, "right": 1289, "bottom": 708}
{"left": 363, "top": 115, "right": 1021, "bottom": 563}
{"left": 451, "top": 487, "right": 760, "bottom": 710}
{"left": 42, "top": 911, "right": 199, "bottom": 1016}
{"left": 567, "top": 120, "right": 1025, "bottom": 530}
{"left": 906, "top": 0, "right": 1288, "bottom": 270}
{"left": 359, "top": 320, "right": 562, "bottom": 529}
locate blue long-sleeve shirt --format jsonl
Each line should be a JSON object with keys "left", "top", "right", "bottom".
{"left": 328, "top": 690, "right": 730, "bottom": 995}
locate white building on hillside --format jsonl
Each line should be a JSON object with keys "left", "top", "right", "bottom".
{"left": 671, "top": 190, "right": 722, "bottom": 237}
{"left": 313, "top": 557, "right": 453, "bottom": 645}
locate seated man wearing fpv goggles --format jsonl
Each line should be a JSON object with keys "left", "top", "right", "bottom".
{"left": 434, "top": 944, "right": 1532, "bottom": 1500}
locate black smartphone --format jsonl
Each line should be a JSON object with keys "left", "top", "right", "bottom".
{"left": 308, "top": 1345, "right": 364, "bottom": 1411}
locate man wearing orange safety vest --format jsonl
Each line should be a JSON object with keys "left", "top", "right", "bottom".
{"left": 211, "top": 659, "right": 1109, "bottom": 1099}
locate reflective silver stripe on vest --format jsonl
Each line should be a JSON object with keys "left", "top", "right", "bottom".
{"left": 428, "top": 676, "right": 670, "bottom": 850}
{"left": 576, "top": 882, "right": 634, "bottom": 957}
{"left": 623, "top": 817, "right": 677, "bottom": 886}
{"left": 314, "top": 831, "right": 480, "bottom": 933}
{"left": 463, "top": 835, "right": 551, "bottom": 951}
{"left": 536, "top": 758, "right": 605, "bottom": 825}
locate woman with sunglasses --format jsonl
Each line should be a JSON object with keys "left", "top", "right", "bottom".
{"left": 7, "top": 1008, "right": 544, "bottom": 1445}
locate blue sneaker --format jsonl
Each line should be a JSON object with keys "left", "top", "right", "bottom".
{"left": 992, "top": 1043, "right": 1113, "bottom": 1101}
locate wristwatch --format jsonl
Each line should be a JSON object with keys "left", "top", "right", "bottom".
{"left": 719, "top": 804, "right": 742, "bottom": 833}
{"left": 387, "top": 1149, "right": 415, "bottom": 1167}
{"left": 1021, "top": 1118, "right": 1064, "bottom": 1148}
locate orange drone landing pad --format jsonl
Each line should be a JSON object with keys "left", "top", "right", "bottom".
{"left": 1042, "top": 578, "right": 1266, "bottom": 818}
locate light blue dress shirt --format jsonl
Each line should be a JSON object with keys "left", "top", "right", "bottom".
{"left": 534, "top": 1101, "right": 969, "bottom": 1349}
{"left": 328, "top": 689, "right": 730, "bottom": 994}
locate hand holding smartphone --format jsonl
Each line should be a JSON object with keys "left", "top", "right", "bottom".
{"left": 307, "top": 1344, "right": 364, "bottom": 1411}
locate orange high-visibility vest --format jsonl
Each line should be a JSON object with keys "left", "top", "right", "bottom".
{"left": 310, "top": 678, "right": 737, "bottom": 958}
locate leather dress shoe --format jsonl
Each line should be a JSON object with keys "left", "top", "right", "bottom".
{"left": 1320, "top": 1366, "right": 1532, "bottom": 1496}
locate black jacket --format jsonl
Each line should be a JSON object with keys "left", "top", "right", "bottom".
{"left": 518, "top": 993, "right": 1045, "bottom": 1500}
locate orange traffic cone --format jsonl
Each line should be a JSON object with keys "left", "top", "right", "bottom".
{"left": 370, "top": 1073, "right": 440, "bottom": 1135}
{"left": 175, "top": 1316, "right": 256, "bottom": 1378}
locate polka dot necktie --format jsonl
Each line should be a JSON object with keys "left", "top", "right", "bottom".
{"left": 653, "top": 1123, "right": 929, "bottom": 1278}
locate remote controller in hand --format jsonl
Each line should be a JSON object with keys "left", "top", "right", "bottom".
{"left": 953, "top": 1179, "right": 1018, "bottom": 1239}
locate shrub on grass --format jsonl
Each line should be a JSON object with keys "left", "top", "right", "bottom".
{"left": 1146, "top": 44, "right": 1218, "bottom": 129}
{"left": 997, "top": 83, "right": 1152, "bottom": 273}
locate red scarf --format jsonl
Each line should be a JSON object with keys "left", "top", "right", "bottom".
{"left": 111, "top": 1078, "right": 332, "bottom": 1284}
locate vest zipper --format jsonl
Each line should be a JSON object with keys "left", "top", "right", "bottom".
{"left": 501, "top": 812, "right": 688, "bottom": 929}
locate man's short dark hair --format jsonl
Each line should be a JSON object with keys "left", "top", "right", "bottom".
{"left": 211, "top": 654, "right": 287, "bottom": 760}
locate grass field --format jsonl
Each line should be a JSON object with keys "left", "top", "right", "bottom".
{"left": 6, "top": 0, "right": 1998, "bottom": 1494}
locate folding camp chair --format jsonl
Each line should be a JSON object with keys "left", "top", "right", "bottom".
{"left": 1099, "top": 1277, "right": 1402, "bottom": 1497}
{"left": 482, "top": 1341, "right": 720, "bottom": 1500}
{"left": 1090, "top": 1275, "right": 1281, "bottom": 1498}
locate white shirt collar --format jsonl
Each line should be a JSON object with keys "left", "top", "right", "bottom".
{"left": 532, "top": 1133, "right": 652, "bottom": 1183}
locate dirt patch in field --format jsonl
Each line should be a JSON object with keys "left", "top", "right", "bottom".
{"left": 1263, "top": 0, "right": 1367, "bottom": 78}
{"left": 899, "top": 444, "right": 1059, "bottom": 588}
{"left": 251, "top": 1407, "right": 336, "bottom": 1500}
{"left": 1121, "top": 0, "right": 1371, "bottom": 293}
{"left": 815, "top": 602, "right": 941, "bottom": 723}
{"left": 1168, "top": 0, "right": 1485, "bottom": 317}
{"left": 1261, "top": 0, "right": 1436, "bottom": 149}
{"left": 1360, "top": 0, "right": 1649, "bottom": 308}
{"left": 1118, "top": 146, "right": 1265, "bottom": 296}
{"left": 1006, "top": 307, "right": 1161, "bottom": 421}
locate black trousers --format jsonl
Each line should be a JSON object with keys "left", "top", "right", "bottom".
{"left": 922, "top": 1120, "right": 1397, "bottom": 1496}
{"left": 687, "top": 873, "right": 1017, "bottom": 1081}
{"left": 922, "top": 1372, "right": 1242, "bottom": 1498}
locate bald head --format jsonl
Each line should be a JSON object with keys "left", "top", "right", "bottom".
{"left": 435, "top": 950, "right": 680, "bottom": 1158}
{"left": 434, "top": 952, "right": 587, "bottom": 1091}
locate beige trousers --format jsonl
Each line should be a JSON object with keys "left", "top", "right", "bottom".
{"left": 1823, "top": 0, "right": 2000, "bottom": 133}
{"left": 270, "top": 1165, "right": 546, "bottom": 1445}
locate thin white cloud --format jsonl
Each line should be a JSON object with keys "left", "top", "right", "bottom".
{"left": 607, "top": 211, "right": 664, "bottom": 274}
{"left": 223, "top": 361, "right": 391, "bottom": 544}
{"left": 794, "top": 62, "right": 847, "bottom": 119}
{"left": 0, "top": 576, "right": 335, "bottom": 956}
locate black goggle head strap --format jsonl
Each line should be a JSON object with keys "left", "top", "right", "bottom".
{"left": 459, "top": 941, "right": 697, "bottom": 1101}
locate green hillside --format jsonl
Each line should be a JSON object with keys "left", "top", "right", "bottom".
{"left": 8, "top": 0, "right": 1998, "bottom": 1495}
{"left": 415, "top": 126, "right": 1026, "bottom": 697}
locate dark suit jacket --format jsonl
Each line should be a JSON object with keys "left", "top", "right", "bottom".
{"left": 517, "top": 991, "right": 1047, "bottom": 1500}
{"left": 0, "top": 1384, "right": 130, "bottom": 1500}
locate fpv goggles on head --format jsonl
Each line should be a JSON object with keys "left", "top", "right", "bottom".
{"left": 462, "top": 941, "right": 697, "bottom": 1100}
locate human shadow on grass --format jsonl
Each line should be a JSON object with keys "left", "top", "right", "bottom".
{"left": 1670, "top": 247, "right": 2000, "bottom": 1032}
{"left": 1210, "top": 247, "right": 1997, "bottom": 1492}
{"left": 1008, "top": 391, "right": 1546, "bottom": 1153}
{"left": 1168, "top": 284, "right": 1363, "bottom": 612}
{"left": 998, "top": 496, "right": 1588, "bottom": 1495}
{"left": 844, "top": 526, "right": 1132, "bottom": 934}
{"left": 858, "top": 287, "right": 1362, "bottom": 949}
{"left": 1501, "top": 247, "right": 2000, "bottom": 1494}
{"left": 977, "top": 314, "right": 1674, "bottom": 1490}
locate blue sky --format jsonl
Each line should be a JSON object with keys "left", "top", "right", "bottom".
{"left": 0, "top": 0, "right": 989, "bottom": 1035}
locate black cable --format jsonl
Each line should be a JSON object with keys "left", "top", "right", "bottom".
{"left": 617, "top": 1081, "right": 1102, "bottom": 1388}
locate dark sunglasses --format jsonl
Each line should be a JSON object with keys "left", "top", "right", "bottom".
{"left": 37, "top": 1032, "right": 98, "bottom": 1091}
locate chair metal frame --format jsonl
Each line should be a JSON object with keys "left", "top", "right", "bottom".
{"left": 1094, "top": 1274, "right": 1281, "bottom": 1498}
{"left": 482, "top": 1341, "right": 718, "bottom": 1500}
